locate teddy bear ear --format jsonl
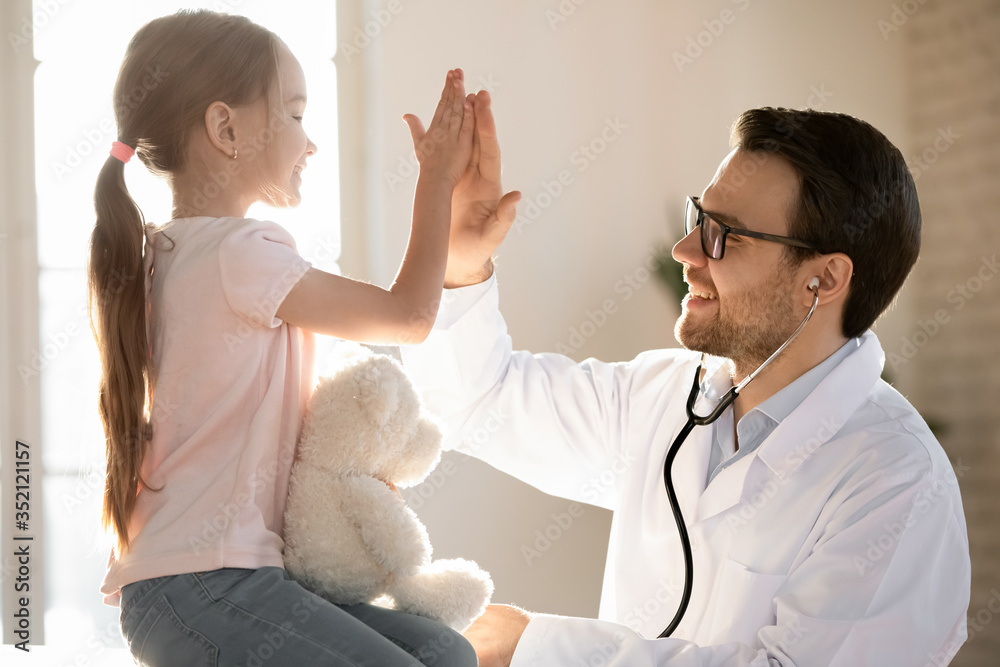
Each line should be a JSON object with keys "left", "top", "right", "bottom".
{"left": 355, "top": 356, "right": 403, "bottom": 429}
{"left": 320, "top": 341, "right": 372, "bottom": 378}
{"left": 391, "top": 416, "right": 443, "bottom": 487}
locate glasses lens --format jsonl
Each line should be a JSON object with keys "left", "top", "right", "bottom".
{"left": 702, "top": 215, "right": 724, "bottom": 259}
{"left": 684, "top": 198, "right": 698, "bottom": 236}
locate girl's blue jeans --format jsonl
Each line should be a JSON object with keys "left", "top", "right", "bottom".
{"left": 118, "top": 566, "right": 478, "bottom": 666}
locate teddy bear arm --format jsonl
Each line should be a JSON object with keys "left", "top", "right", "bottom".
{"left": 338, "top": 476, "right": 431, "bottom": 574}
{"left": 387, "top": 559, "right": 494, "bottom": 632}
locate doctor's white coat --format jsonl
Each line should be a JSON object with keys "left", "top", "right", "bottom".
{"left": 400, "top": 277, "right": 971, "bottom": 666}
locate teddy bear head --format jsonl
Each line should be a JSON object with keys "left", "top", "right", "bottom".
{"left": 295, "top": 346, "right": 443, "bottom": 487}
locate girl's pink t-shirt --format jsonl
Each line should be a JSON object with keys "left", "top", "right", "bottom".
{"left": 100, "top": 216, "right": 314, "bottom": 605}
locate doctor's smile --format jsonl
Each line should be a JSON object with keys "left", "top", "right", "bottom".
{"left": 680, "top": 273, "right": 718, "bottom": 307}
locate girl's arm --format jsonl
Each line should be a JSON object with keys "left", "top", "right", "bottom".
{"left": 276, "top": 69, "right": 474, "bottom": 344}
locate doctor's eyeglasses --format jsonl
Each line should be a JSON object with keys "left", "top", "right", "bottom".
{"left": 684, "top": 196, "right": 816, "bottom": 260}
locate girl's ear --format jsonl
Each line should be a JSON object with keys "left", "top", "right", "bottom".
{"left": 204, "top": 101, "right": 236, "bottom": 158}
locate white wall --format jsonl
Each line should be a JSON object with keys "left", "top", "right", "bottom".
{"left": 337, "top": 0, "right": 910, "bottom": 617}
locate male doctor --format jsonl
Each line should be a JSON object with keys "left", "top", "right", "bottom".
{"left": 403, "top": 97, "right": 971, "bottom": 665}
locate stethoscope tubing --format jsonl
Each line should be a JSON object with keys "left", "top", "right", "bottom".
{"left": 658, "top": 288, "right": 819, "bottom": 638}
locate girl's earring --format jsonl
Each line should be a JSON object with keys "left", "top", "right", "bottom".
{"left": 232, "top": 148, "right": 238, "bottom": 160}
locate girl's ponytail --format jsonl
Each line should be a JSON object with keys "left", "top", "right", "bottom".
{"left": 88, "top": 144, "right": 153, "bottom": 556}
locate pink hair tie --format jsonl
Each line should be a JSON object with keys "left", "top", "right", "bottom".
{"left": 110, "top": 141, "right": 135, "bottom": 164}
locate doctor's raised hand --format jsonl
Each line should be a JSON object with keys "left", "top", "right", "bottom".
{"left": 445, "top": 90, "right": 522, "bottom": 288}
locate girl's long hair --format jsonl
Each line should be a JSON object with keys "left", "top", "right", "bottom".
{"left": 88, "top": 10, "right": 282, "bottom": 556}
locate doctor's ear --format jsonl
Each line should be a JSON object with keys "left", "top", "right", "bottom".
{"left": 802, "top": 252, "right": 852, "bottom": 306}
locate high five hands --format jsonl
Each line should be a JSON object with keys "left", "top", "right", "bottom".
{"left": 404, "top": 69, "right": 522, "bottom": 289}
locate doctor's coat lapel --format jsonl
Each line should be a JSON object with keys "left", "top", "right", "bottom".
{"left": 693, "top": 332, "right": 883, "bottom": 523}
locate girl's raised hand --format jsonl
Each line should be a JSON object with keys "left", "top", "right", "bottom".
{"left": 402, "top": 69, "right": 475, "bottom": 188}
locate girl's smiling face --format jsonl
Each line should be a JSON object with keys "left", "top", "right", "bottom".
{"left": 269, "top": 44, "right": 316, "bottom": 206}
{"left": 235, "top": 43, "right": 317, "bottom": 209}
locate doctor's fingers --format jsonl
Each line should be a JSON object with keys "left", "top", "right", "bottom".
{"left": 473, "top": 90, "right": 503, "bottom": 180}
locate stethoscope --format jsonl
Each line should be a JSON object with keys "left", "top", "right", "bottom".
{"left": 658, "top": 278, "right": 820, "bottom": 638}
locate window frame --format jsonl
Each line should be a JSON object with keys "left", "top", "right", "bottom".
{"left": 1, "top": 0, "right": 47, "bottom": 649}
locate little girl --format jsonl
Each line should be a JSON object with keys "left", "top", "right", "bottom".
{"left": 90, "top": 9, "right": 481, "bottom": 666}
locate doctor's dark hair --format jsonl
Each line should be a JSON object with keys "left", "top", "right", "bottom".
{"left": 730, "top": 107, "right": 921, "bottom": 339}
{"left": 88, "top": 9, "right": 283, "bottom": 556}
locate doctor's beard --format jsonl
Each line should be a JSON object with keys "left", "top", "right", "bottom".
{"left": 674, "top": 263, "right": 801, "bottom": 376}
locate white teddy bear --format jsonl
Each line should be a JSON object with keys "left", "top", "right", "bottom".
{"left": 282, "top": 345, "right": 493, "bottom": 632}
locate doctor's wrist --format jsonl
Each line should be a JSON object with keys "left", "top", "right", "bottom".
{"left": 444, "top": 259, "right": 495, "bottom": 289}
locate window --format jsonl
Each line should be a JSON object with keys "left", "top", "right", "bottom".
{"left": 14, "top": 1, "right": 339, "bottom": 661}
